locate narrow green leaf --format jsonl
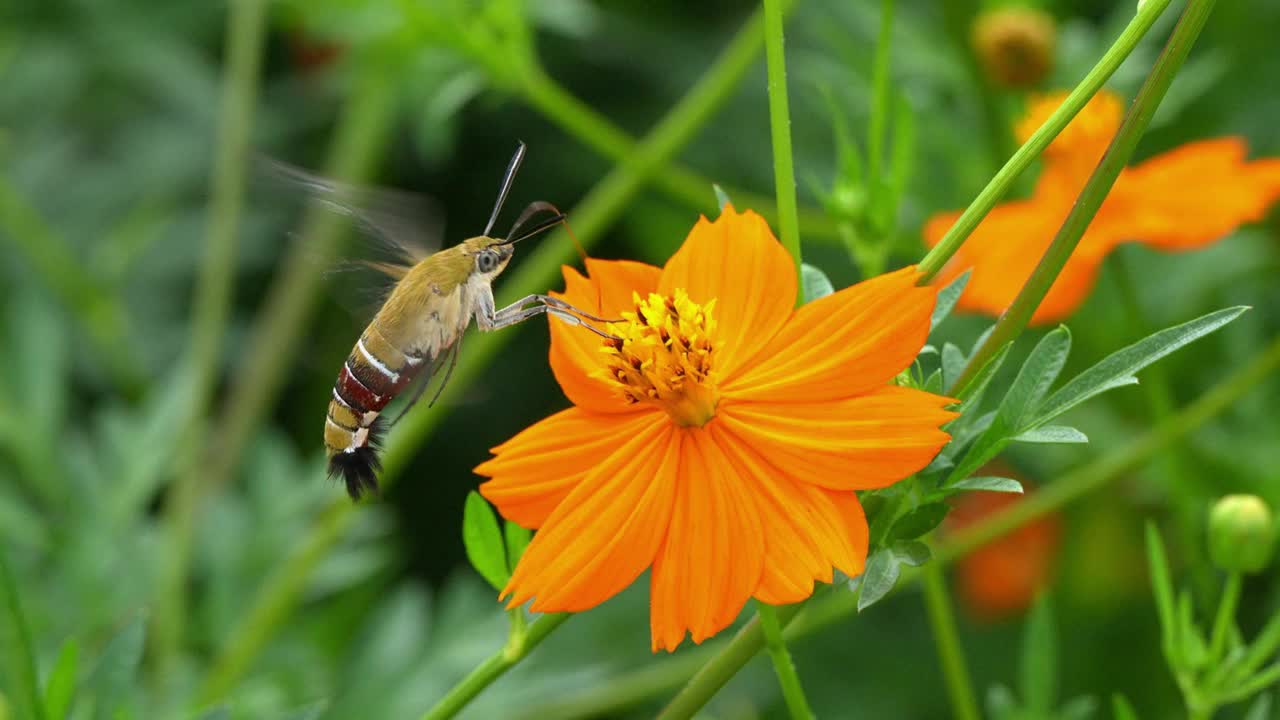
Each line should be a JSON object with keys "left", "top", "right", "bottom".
{"left": 1145, "top": 522, "right": 1178, "bottom": 662}
{"left": 886, "top": 94, "right": 916, "bottom": 217}
{"left": 801, "top": 263, "right": 835, "bottom": 303}
{"left": 83, "top": 616, "right": 144, "bottom": 720}
{"left": 1012, "top": 426, "right": 1089, "bottom": 444}
{"left": 954, "top": 341, "right": 1012, "bottom": 407}
{"left": 890, "top": 540, "right": 931, "bottom": 567}
{"left": 43, "top": 639, "right": 78, "bottom": 720}
{"left": 857, "top": 548, "right": 900, "bottom": 611}
{"left": 1111, "top": 693, "right": 1140, "bottom": 720}
{"left": 0, "top": 548, "right": 46, "bottom": 720}
{"left": 713, "top": 184, "right": 733, "bottom": 211}
{"left": 985, "top": 684, "right": 1018, "bottom": 720}
{"left": 503, "top": 522, "right": 532, "bottom": 574}
{"left": 931, "top": 271, "right": 971, "bottom": 332}
{"left": 1020, "top": 594, "right": 1057, "bottom": 715}
{"left": 1036, "top": 307, "right": 1248, "bottom": 426}
{"left": 941, "top": 343, "right": 965, "bottom": 391}
{"left": 462, "top": 491, "right": 509, "bottom": 591}
{"left": 923, "top": 368, "right": 943, "bottom": 395}
{"left": 1059, "top": 696, "right": 1099, "bottom": 720}
{"left": 1178, "top": 590, "right": 1208, "bottom": 671}
{"left": 1004, "top": 327, "right": 1073, "bottom": 431}
{"left": 945, "top": 476, "right": 1024, "bottom": 495}
{"left": 888, "top": 503, "right": 949, "bottom": 541}
{"left": 1243, "top": 693, "right": 1272, "bottom": 720}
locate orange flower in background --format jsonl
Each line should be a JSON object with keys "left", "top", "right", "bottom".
{"left": 477, "top": 206, "right": 957, "bottom": 651}
{"left": 946, "top": 476, "right": 1061, "bottom": 621}
{"left": 924, "top": 90, "right": 1280, "bottom": 324}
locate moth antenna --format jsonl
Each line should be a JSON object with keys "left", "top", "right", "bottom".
{"left": 484, "top": 142, "right": 526, "bottom": 237}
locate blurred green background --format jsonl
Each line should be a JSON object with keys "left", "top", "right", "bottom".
{"left": 1, "top": 0, "right": 1278, "bottom": 718}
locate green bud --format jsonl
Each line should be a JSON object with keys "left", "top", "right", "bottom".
{"left": 1208, "top": 494, "right": 1276, "bottom": 574}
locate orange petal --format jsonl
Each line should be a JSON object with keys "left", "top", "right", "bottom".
{"left": 708, "top": 422, "right": 869, "bottom": 605}
{"left": 549, "top": 258, "right": 662, "bottom": 414}
{"left": 1101, "top": 137, "right": 1280, "bottom": 250}
{"left": 502, "top": 417, "right": 677, "bottom": 613}
{"left": 649, "top": 429, "right": 765, "bottom": 651}
{"left": 716, "top": 386, "right": 956, "bottom": 491}
{"left": 657, "top": 205, "right": 797, "bottom": 377}
{"left": 477, "top": 408, "right": 662, "bottom": 528}
{"left": 921, "top": 199, "right": 1112, "bottom": 325}
{"left": 723, "top": 267, "right": 934, "bottom": 402}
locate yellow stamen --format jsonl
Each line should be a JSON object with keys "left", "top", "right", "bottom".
{"left": 600, "top": 289, "right": 720, "bottom": 427}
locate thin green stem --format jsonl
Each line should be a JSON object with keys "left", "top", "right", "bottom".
{"left": 151, "top": 0, "right": 268, "bottom": 674}
{"left": 763, "top": 0, "right": 803, "bottom": 283}
{"left": 951, "top": 0, "right": 1216, "bottom": 396}
{"left": 0, "top": 548, "right": 46, "bottom": 720}
{"left": 536, "top": 335, "right": 1280, "bottom": 720}
{"left": 658, "top": 607, "right": 799, "bottom": 720}
{"left": 1114, "top": 251, "right": 1215, "bottom": 598}
{"left": 0, "top": 177, "right": 143, "bottom": 397}
{"left": 867, "top": 0, "right": 894, "bottom": 184}
{"left": 1226, "top": 597, "right": 1280, "bottom": 684}
{"left": 921, "top": 564, "right": 981, "bottom": 720}
{"left": 1208, "top": 573, "right": 1243, "bottom": 665}
{"left": 916, "top": 0, "right": 1174, "bottom": 282}
{"left": 418, "top": 613, "right": 571, "bottom": 720}
{"left": 199, "top": 9, "right": 773, "bottom": 702}
{"left": 1222, "top": 662, "right": 1280, "bottom": 703}
{"left": 757, "top": 603, "right": 814, "bottom": 720}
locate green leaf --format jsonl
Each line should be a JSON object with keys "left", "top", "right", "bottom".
{"left": 941, "top": 342, "right": 965, "bottom": 391}
{"left": 1243, "top": 693, "right": 1272, "bottom": 720}
{"left": 42, "top": 639, "right": 78, "bottom": 720}
{"left": 0, "top": 548, "right": 46, "bottom": 720}
{"left": 462, "top": 491, "right": 509, "bottom": 591}
{"left": 985, "top": 684, "right": 1018, "bottom": 720}
{"left": 857, "top": 548, "right": 900, "bottom": 611}
{"left": 1178, "top": 590, "right": 1209, "bottom": 671}
{"left": 944, "top": 476, "right": 1024, "bottom": 495}
{"left": 82, "top": 615, "right": 144, "bottom": 720}
{"left": 1020, "top": 594, "right": 1057, "bottom": 716}
{"left": 1111, "top": 693, "right": 1140, "bottom": 720}
{"left": 931, "top": 270, "right": 971, "bottom": 332}
{"left": 1059, "top": 695, "right": 1099, "bottom": 720}
{"left": 1003, "top": 327, "right": 1073, "bottom": 431}
{"left": 801, "top": 263, "right": 835, "bottom": 303}
{"left": 1035, "top": 307, "right": 1248, "bottom": 427}
{"left": 890, "top": 540, "right": 932, "bottom": 567}
{"left": 1145, "top": 522, "right": 1178, "bottom": 661}
{"left": 888, "top": 503, "right": 949, "bottom": 541}
{"left": 503, "top": 522, "right": 532, "bottom": 574}
{"left": 954, "top": 341, "right": 1012, "bottom": 408}
{"left": 923, "top": 368, "right": 943, "bottom": 394}
{"left": 713, "top": 184, "right": 732, "bottom": 211}
{"left": 1012, "top": 426, "right": 1089, "bottom": 444}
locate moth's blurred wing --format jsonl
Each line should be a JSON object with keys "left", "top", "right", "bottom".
{"left": 256, "top": 155, "right": 444, "bottom": 264}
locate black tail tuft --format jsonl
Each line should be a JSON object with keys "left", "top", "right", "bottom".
{"left": 327, "top": 418, "right": 386, "bottom": 500}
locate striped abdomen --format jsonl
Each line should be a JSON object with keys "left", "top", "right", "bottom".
{"left": 325, "top": 322, "right": 425, "bottom": 498}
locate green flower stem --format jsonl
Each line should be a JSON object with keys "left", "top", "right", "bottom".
{"left": 657, "top": 605, "right": 800, "bottom": 720}
{"left": 757, "top": 602, "right": 814, "bottom": 720}
{"left": 762, "top": 0, "right": 803, "bottom": 283}
{"left": 199, "top": 11, "right": 771, "bottom": 702}
{"left": 517, "top": 68, "right": 839, "bottom": 241}
{"left": 950, "top": 0, "right": 1216, "bottom": 396}
{"left": 921, "top": 563, "right": 981, "bottom": 720}
{"left": 152, "top": 0, "right": 268, "bottom": 675}
{"left": 195, "top": 72, "right": 400, "bottom": 706}
{"left": 867, "top": 0, "right": 895, "bottom": 185}
{"left": 1222, "top": 598, "right": 1280, "bottom": 687}
{"left": 915, "top": 0, "right": 1174, "bottom": 283}
{"left": 1114, "top": 252, "right": 1214, "bottom": 597}
{"left": 0, "top": 177, "right": 142, "bottom": 398}
{"left": 537, "top": 335, "right": 1280, "bottom": 720}
{"left": 419, "top": 613, "right": 571, "bottom": 720}
{"left": 1208, "top": 572, "right": 1243, "bottom": 665}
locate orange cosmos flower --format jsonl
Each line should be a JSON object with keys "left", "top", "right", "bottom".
{"left": 924, "top": 90, "right": 1280, "bottom": 324}
{"left": 476, "top": 205, "right": 957, "bottom": 651}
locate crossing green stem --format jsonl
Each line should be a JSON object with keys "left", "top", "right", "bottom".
{"left": 922, "top": 564, "right": 981, "bottom": 720}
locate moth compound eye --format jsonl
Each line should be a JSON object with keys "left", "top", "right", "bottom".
{"left": 477, "top": 250, "right": 499, "bottom": 272}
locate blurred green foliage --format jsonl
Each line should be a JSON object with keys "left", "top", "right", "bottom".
{"left": 1, "top": 0, "right": 1279, "bottom": 718}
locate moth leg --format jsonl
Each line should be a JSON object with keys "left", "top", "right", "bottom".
{"left": 500, "top": 294, "right": 621, "bottom": 324}
{"left": 485, "top": 303, "right": 618, "bottom": 340}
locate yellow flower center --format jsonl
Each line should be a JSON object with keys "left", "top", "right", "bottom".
{"left": 601, "top": 289, "right": 720, "bottom": 427}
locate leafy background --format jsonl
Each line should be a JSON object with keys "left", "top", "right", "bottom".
{"left": 0, "top": 0, "right": 1277, "bottom": 718}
